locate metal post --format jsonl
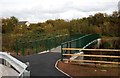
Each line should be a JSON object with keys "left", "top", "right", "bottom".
{"left": 55, "top": 37, "right": 57, "bottom": 47}
{"left": 2, "top": 59, "right": 4, "bottom": 65}
{"left": 66, "top": 42, "right": 68, "bottom": 54}
{"left": 48, "top": 39, "right": 51, "bottom": 52}
{"left": 53, "top": 38, "right": 55, "bottom": 48}
{"left": 76, "top": 40, "right": 79, "bottom": 53}
{"left": 35, "top": 41, "right": 38, "bottom": 54}
{"left": 45, "top": 39, "right": 47, "bottom": 51}
{"left": 76, "top": 40, "right": 79, "bottom": 48}
{"left": 21, "top": 43, "right": 25, "bottom": 56}
{"left": 70, "top": 42, "right": 71, "bottom": 54}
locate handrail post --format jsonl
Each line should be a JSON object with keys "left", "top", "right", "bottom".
{"left": 21, "top": 43, "right": 25, "bottom": 56}
{"left": 69, "top": 42, "right": 71, "bottom": 54}
{"left": 45, "top": 39, "right": 48, "bottom": 51}
{"left": 54, "top": 37, "right": 57, "bottom": 48}
{"left": 48, "top": 39, "right": 51, "bottom": 52}
{"left": 35, "top": 40, "right": 38, "bottom": 54}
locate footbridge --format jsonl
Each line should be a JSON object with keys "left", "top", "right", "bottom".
{"left": 61, "top": 34, "right": 120, "bottom": 66}
{"left": 1, "top": 34, "right": 101, "bottom": 77}
{"left": 2, "top": 34, "right": 120, "bottom": 77}
{"left": 61, "top": 34, "right": 101, "bottom": 61}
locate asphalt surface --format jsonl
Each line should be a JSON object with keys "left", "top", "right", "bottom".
{"left": 15, "top": 52, "right": 69, "bottom": 77}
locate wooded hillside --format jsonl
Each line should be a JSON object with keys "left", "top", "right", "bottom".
{"left": 2, "top": 11, "right": 120, "bottom": 52}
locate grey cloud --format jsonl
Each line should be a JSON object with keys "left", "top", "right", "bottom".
{"left": 70, "top": 2, "right": 117, "bottom": 12}
{"left": 118, "top": 1, "right": 120, "bottom": 10}
{"left": 0, "top": 0, "right": 119, "bottom": 23}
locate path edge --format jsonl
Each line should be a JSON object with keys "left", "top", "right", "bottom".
{"left": 55, "top": 59, "right": 72, "bottom": 78}
{"left": 38, "top": 51, "right": 72, "bottom": 77}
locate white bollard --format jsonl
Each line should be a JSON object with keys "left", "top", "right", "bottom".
{"left": 97, "top": 39, "right": 101, "bottom": 48}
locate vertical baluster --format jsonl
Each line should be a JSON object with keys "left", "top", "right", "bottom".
{"left": 70, "top": 42, "right": 71, "bottom": 54}
{"left": 35, "top": 40, "right": 38, "bottom": 54}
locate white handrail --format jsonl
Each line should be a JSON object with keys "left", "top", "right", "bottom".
{"left": 70, "top": 38, "right": 100, "bottom": 60}
{"left": 0, "top": 52, "right": 28, "bottom": 76}
{"left": 83, "top": 38, "right": 101, "bottom": 49}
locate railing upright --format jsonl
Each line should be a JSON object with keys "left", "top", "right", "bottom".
{"left": 69, "top": 42, "right": 72, "bottom": 54}
{"left": 35, "top": 40, "right": 38, "bottom": 54}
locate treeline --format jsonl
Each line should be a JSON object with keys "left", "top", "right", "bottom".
{"left": 22, "top": 11, "right": 120, "bottom": 40}
{"left": 26, "top": 11, "right": 119, "bottom": 37}
{"left": 2, "top": 11, "right": 120, "bottom": 51}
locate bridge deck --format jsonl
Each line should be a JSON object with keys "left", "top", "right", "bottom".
{"left": 0, "top": 64, "right": 19, "bottom": 77}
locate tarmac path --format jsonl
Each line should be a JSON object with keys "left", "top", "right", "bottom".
{"left": 16, "top": 52, "right": 69, "bottom": 77}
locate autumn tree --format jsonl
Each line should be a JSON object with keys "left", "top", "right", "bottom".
{"left": 2, "top": 16, "right": 18, "bottom": 33}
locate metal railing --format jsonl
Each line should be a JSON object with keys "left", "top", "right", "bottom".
{"left": 61, "top": 34, "right": 101, "bottom": 61}
{"left": 15, "top": 34, "right": 85, "bottom": 56}
{"left": 0, "top": 52, "right": 30, "bottom": 77}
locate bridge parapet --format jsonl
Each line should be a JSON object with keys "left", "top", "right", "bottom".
{"left": 61, "top": 34, "right": 101, "bottom": 61}
{"left": 0, "top": 52, "right": 30, "bottom": 77}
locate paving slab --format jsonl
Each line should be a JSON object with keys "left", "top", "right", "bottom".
{"left": 0, "top": 64, "right": 19, "bottom": 78}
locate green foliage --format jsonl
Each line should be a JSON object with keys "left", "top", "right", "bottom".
{"left": 102, "top": 42, "right": 112, "bottom": 49}
{"left": 2, "top": 16, "right": 18, "bottom": 33}
{"left": 2, "top": 11, "right": 120, "bottom": 52}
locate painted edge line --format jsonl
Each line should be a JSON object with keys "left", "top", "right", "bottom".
{"left": 55, "top": 59, "right": 72, "bottom": 78}
{"left": 38, "top": 51, "right": 71, "bottom": 77}
{"left": 37, "top": 50, "right": 50, "bottom": 55}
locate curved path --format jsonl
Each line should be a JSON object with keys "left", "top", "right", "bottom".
{"left": 16, "top": 52, "right": 69, "bottom": 77}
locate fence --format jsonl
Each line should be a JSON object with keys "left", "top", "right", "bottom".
{"left": 61, "top": 48, "right": 120, "bottom": 65}
{"left": 61, "top": 34, "right": 101, "bottom": 60}
{"left": 15, "top": 34, "right": 85, "bottom": 56}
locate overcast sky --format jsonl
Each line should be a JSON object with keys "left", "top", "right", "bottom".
{"left": 0, "top": 0, "right": 119, "bottom": 23}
